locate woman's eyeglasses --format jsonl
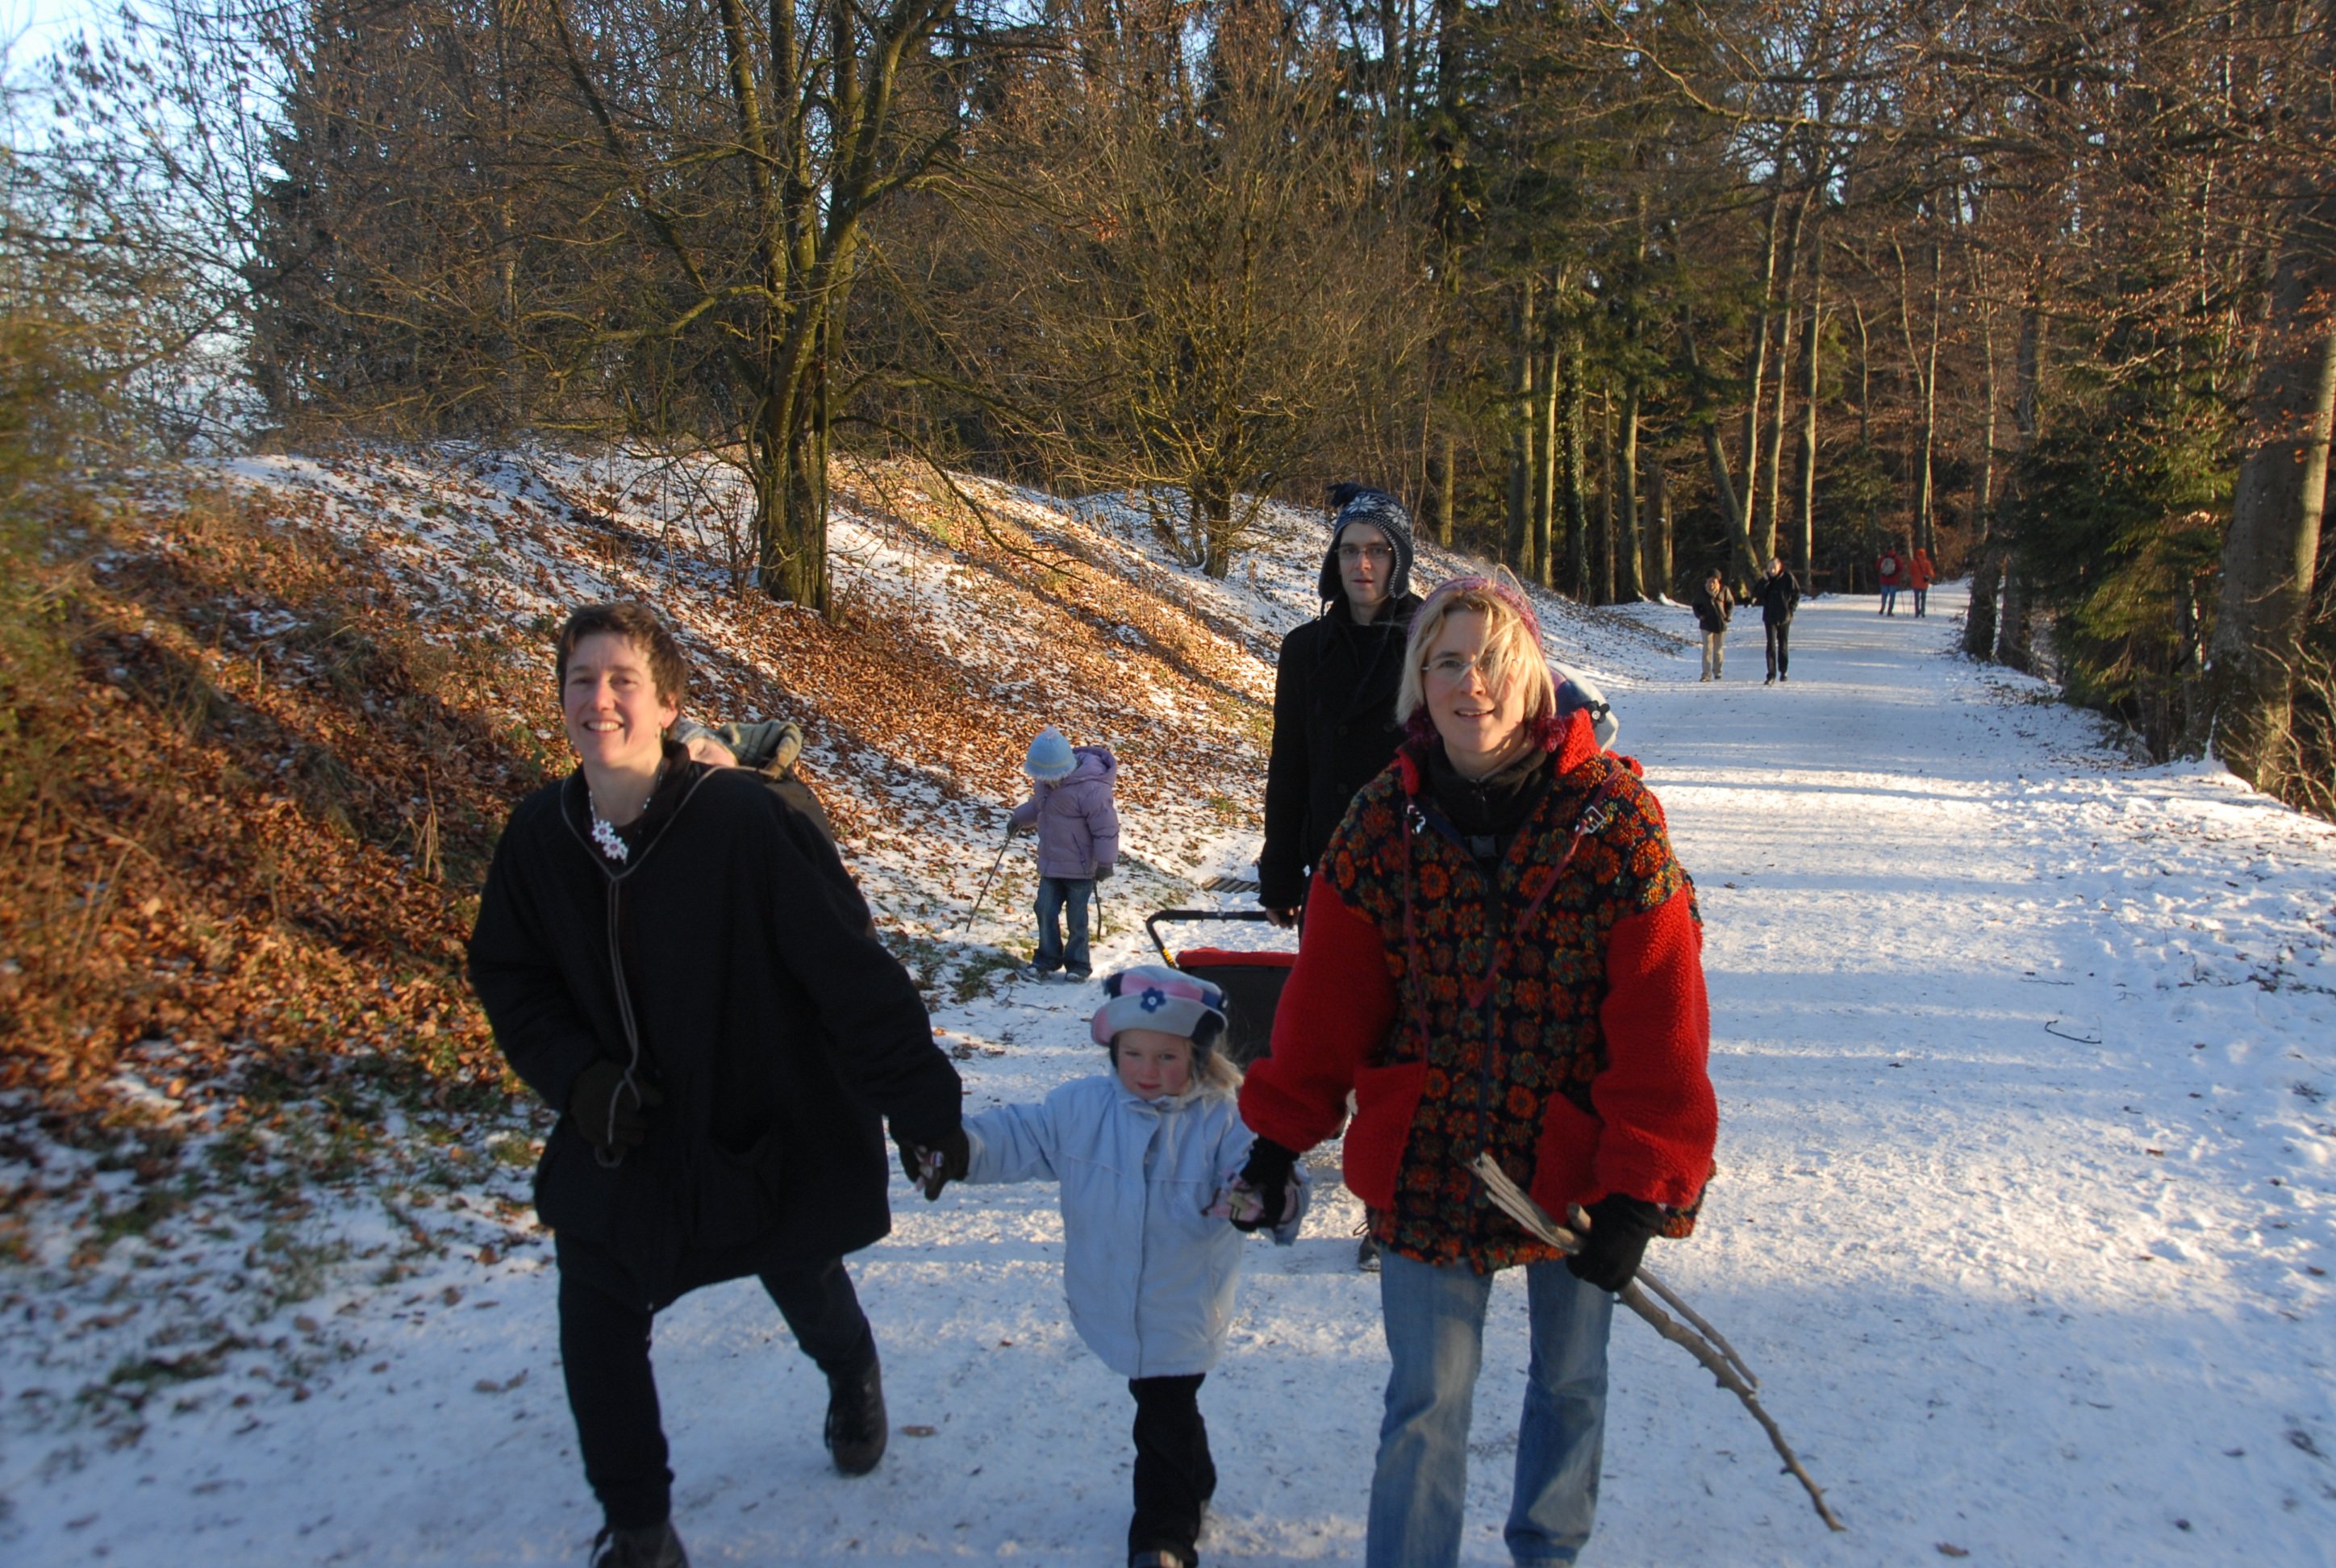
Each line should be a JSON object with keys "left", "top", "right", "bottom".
{"left": 1422, "top": 652, "right": 1505, "bottom": 685}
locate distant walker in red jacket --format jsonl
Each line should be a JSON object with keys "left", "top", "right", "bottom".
{"left": 1907, "top": 545, "right": 1937, "bottom": 617}
{"left": 1232, "top": 574, "right": 1717, "bottom": 1568}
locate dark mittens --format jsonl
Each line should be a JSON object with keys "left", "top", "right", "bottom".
{"left": 895, "top": 1126, "right": 970, "bottom": 1200}
{"left": 569, "top": 1061, "right": 663, "bottom": 1151}
{"left": 1230, "top": 1138, "right": 1300, "bottom": 1233}
{"left": 1564, "top": 1193, "right": 1665, "bottom": 1293}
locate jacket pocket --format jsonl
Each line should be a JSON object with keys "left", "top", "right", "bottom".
{"left": 696, "top": 1132, "right": 784, "bottom": 1245}
{"left": 1528, "top": 1094, "right": 1603, "bottom": 1221}
{"left": 1342, "top": 1059, "right": 1428, "bottom": 1211}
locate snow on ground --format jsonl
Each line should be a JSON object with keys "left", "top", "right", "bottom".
{"left": 6, "top": 551, "right": 2335, "bottom": 1565}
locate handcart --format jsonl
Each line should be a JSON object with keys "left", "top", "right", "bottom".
{"left": 1143, "top": 908, "right": 1297, "bottom": 1068}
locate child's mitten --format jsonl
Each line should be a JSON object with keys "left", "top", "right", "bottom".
{"left": 1224, "top": 1139, "right": 1299, "bottom": 1232}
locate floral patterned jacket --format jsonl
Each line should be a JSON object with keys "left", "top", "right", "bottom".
{"left": 1240, "top": 708, "right": 1717, "bottom": 1270}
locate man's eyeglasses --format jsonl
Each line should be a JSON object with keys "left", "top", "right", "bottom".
{"left": 1337, "top": 543, "right": 1394, "bottom": 565}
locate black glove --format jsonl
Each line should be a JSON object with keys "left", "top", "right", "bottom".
{"left": 1230, "top": 1138, "right": 1300, "bottom": 1233}
{"left": 569, "top": 1061, "right": 664, "bottom": 1151}
{"left": 895, "top": 1126, "right": 970, "bottom": 1201}
{"left": 1564, "top": 1193, "right": 1665, "bottom": 1293}
{"left": 1091, "top": 862, "right": 1115, "bottom": 883}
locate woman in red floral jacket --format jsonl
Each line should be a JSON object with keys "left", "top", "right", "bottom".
{"left": 1230, "top": 575, "right": 1716, "bottom": 1568}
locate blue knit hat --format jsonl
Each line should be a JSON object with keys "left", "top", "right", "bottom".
{"left": 1318, "top": 483, "right": 1417, "bottom": 609}
{"left": 1024, "top": 726, "right": 1076, "bottom": 781}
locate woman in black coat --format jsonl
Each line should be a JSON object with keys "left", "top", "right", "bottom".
{"left": 469, "top": 603, "right": 964, "bottom": 1568}
{"left": 1691, "top": 569, "right": 1733, "bottom": 681}
{"left": 1258, "top": 486, "right": 1425, "bottom": 922}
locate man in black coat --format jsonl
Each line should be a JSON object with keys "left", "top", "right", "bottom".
{"left": 469, "top": 603, "right": 965, "bottom": 1568}
{"left": 1258, "top": 486, "right": 1425, "bottom": 924}
{"left": 1754, "top": 556, "right": 1802, "bottom": 685}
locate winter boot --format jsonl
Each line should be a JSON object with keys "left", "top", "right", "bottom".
{"left": 824, "top": 1350, "right": 888, "bottom": 1475}
{"left": 590, "top": 1519, "right": 688, "bottom": 1568}
{"left": 1131, "top": 1549, "right": 1195, "bottom": 1568}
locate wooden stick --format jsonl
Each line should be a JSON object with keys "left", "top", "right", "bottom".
{"left": 1635, "top": 1269, "right": 1761, "bottom": 1391}
{"left": 1468, "top": 1154, "right": 1845, "bottom": 1533}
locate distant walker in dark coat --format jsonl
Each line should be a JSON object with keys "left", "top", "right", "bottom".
{"left": 469, "top": 603, "right": 966, "bottom": 1568}
{"left": 1754, "top": 557, "right": 1802, "bottom": 685}
{"left": 1691, "top": 569, "right": 1733, "bottom": 682}
{"left": 1258, "top": 485, "right": 1425, "bottom": 924}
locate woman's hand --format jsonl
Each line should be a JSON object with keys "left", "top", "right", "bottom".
{"left": 1228, "top": 1139, "right": 1300, "bottom": 1232}
{"left": 1564, "top": 1194, "right": 1665, "bottom": 1292}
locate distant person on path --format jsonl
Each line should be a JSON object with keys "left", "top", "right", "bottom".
{"left": 469, "top": 602, "right": 966, "bottom": 1568}
{"left": 1755, "top": 556, "right": 1801, "bottom": 684}
{"left": 1876, "top": 544, "right": 1904, "bottom": 615}
{"left": 1009, "top": 725, "right": 1120, "bottom": 982}
{"left": 1691, "top": 569, "right": 1733, "bottom": 681}
{"left": 916, "top": 965, "right": 1307, "bottom": 1568}
{"left": 1258, "top": 485, "right": 1424, "bottom": 927}
{"left": 1233, "top": 576, "right": 1717, "bottom": 1568}
{"left": 1908, "top": 545, "right": 1936, "bottom": 618}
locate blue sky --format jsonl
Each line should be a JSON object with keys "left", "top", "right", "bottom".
{"left": 4, "top": 0, "right": 100, "bottom": 62}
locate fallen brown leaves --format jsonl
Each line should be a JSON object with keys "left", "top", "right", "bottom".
{"left": 0, "top": 482, "right": 545, "bottom": 1150}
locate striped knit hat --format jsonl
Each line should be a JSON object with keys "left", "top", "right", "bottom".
{"left": 1089, "top": 964, "right": 1229, "bottom": 1054}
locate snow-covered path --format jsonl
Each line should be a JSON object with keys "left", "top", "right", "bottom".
{"left": 10, "top": 586, "right": 2335, "bottom": 1566}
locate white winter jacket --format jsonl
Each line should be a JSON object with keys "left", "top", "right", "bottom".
{"left": 962, "top": 1073, "right": 1308, "bottom": 1379}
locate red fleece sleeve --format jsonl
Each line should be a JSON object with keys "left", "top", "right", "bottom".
{"left": 1591, "top": 888, "right": 1717, "bottom": 1210}
{"left": 1238, "top": 871, "right": 1398, "bottom": 1154}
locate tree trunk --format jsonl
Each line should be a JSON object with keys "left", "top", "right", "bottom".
{"left": 1619, "top": 381, "right": 1645, "bottom": 601}
{"left": 1562, "top": 330, "right": 1590, "bottom": 595}
{"left": 1797, "top": 240, "right": 1823, "bottom": 577}
{"left": 1507, "top": 278, "right": 1536, "bottom": 576}
{"left": 1653, "top": 461, "right": 1674, "bottom": 593}
{"left": 2209, "top": 241, "right": 2336, "bottom": 788}
{"left": 1680, "top": 318, "right": 1763, "bottom": 581}
{"left": 1534, "top": 340, "right": 1558, "bottom": 588}
{"left": 1424, "top": 431, "right": 1453, "bottom": 547}
{"left": 1761, "top": 188, "right": 1811, "bottom": 564}
{"left": 1990, "top": 301, "right": 2047, "bottom": 669}
{"left": 1597, "top": 384, "right": 1616, "bottom": 604}
{"left": 1738, "top": 186, "right": 1786, "bottom": 559}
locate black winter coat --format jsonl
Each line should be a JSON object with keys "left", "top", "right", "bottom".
{"left": 469, "top": 753, "right": 962, "bottom": 1299}
{"left": 1692, "top": 584, "right": 1733, "bottom": 634}
{"left": 1259, "top": 594, "right": 1421, "bottom": 911}
{"left": 1754, "top": 569, "right": 1801, "bottom": 625}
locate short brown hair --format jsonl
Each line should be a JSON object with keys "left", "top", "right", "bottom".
{"left": 554, "top": 602, "right": 689, "bottom": 707}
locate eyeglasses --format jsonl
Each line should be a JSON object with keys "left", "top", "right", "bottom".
{"left": 1337, "top": 543, "right": 1394, "bottom": 564}
{"left": 1421, "top": 651, "right": 1506, "bottom": 685}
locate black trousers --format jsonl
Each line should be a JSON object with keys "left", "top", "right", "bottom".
{"left": 1129, "top": 1374, "right": 1216, "bottom": 1559}
{"left": 556, "top": 1232, "right": 874, "bottom": 1530}
{"left": 1765, "top": 620, "right": 1791, "bottom": 679}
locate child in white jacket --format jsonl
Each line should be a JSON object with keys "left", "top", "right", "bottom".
{"left": 915, "top": 964, "right": 1307, "bottom": 1568}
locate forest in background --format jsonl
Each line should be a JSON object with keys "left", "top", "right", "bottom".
{"left": 4, "top": 0, "right": 2332, "bottom": 816}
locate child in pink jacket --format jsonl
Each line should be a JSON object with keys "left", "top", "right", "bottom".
{"left": 1008, "top": 726, "right": 1120, "bottom": 979}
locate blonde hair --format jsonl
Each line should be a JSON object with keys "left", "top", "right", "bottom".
{"left": 1395, "top": 580, "right": 1558, "bottom": 732}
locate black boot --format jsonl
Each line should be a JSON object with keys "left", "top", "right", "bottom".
{"left": 824, "top": 1350, "right": 887, "bottom": 1475}
{"left": 590, "top": 1519, "right": 688, "bottom": 1568}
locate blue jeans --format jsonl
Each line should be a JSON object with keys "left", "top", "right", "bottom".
{"left": 1033, "top": 875, "right": 1093, "bottom": 976}
{"left": 1367, "top": 1253, "right": 1615, "bottom": 1568}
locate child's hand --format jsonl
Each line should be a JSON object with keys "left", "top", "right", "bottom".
{"left": 1224, "top": 1139, "right": 1299, "bottom": 1232}
{"left": 1206, "top": 1177, "right": 1299, "bottom": 1228}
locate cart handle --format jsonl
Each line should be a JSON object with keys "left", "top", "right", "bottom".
{"left": 1144, "top": 907, "right": 1277, "bottom": 965}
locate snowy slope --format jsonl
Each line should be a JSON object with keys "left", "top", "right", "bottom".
{"left": 4, "top": 494, "right": 2334, "bottom": 1565}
